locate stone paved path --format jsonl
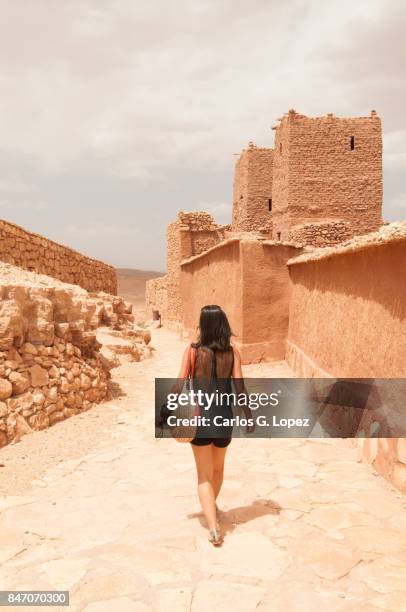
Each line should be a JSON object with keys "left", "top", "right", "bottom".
{"left": 1, "top": 328, "right": 406, "bottom": 611}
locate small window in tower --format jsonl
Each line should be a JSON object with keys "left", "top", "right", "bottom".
{"left": 280, "top": 142, "right": 282, "bottom": 153}
{"left": 277, "top": 232, "right": 281, "bottom": 241}
{"left": 268, "top": 199, "right": 272, "bottom": 211}
{"left": 350, "top": 136, "right": 355, "bottom": 150}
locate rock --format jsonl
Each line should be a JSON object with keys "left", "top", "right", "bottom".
{"left": 21, "top": 342, "right": 38, "bottom": 355}
{"left": 13, "top": 414, "right": 32, "bottom": 441}
{"left": 80, "top": 374, "right": 92, "bottom": 391}
{"left": 29, "top": 364, "right": 49, "bottom": 387}
{"left": 99, "top": 347, "right": 119, "bottom": 371}
{"left": 6, "top": 347, "right": 23, "bottom": 363}
{"left": 0, "top": 431, "right": 8, "bottom": 447}
{"left": 28, "top": 411, "right": 49, "bottom": 430}
{"left": 45, "top": 404, "right": 59, "bottom": 416}
{"left": 60, "top": 378, "right": 70, "bottom": 393}
{"left": 63, "top": 407, "right": 76, "bottom": 418}
{"left": 0, "top": 299, "right": 24, "bottom": 350}
{"left": 26, "top": 296, "right": 55, "bottom": 345}
{"left": 49, "top": 411, "right": 65, "bottom": 425}
{"left": 0, "top": 401, "right": 8, "bottom": 417}
{"left": 0, "top": 378, "right": 12, "bottom": 400}
{"left": 48, "top": 365, "right": 59, "bottom": 379}
{"left": 32, "top": 389, "right": 45, "bottom": 406}
{"left": 8, "top": 371, "right": 30, "bottom": 395}
{"left": 47, "top": 387, "right": 58, "bottom": 402}
{"left": 127, "top": 329, "right": 151, "bottom": 345}
{"left": 8, "top": 392, "right": 34, "bottom": 412}
{"left": 123, "top": 301, "right": 133, "bottom": 314}
{"left": 54, "top": 323, "right": 71, "bottom": 339}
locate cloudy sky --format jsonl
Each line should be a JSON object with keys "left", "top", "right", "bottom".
{"left": 0, "top": 0, "right": 404, "bottom": 271}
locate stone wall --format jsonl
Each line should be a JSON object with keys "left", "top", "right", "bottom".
{"left": 271, "top": 110, "right": 383, "bottom": 241}
{"left": 0, "top": 263, "right": 146, "bottom": 448}
{"left": 145, "top": 211, "right": 228, "bottom": 326}
{"left": 0, "top": 219, "right": 117, "bottom": 294}
{"left": 288, "top": 219, "right": 353, "bottom": 247}
{"left": 232, "top": 143, "right": 273, "bottom": 233}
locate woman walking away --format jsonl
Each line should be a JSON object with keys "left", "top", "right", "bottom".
{"left": 174, "top": 305, "right": 253, "bottom": 546}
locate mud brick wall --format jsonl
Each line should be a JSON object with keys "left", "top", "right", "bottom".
{"left": 145, "top": 275, "right": 168, "bottom": 321}
{"left": 271, "top": 110, "right": 383, "bottom": 241}
{"left": 286, "top": 223, "right": 406, "bottom": 378}
{"left": 286, "top": 223, "right": 406, "bottom": 493}
{"left": 180, "top": 238, "right": 303, "bottom": 363}
{"left": 232, "top": 143, "right": 273, "bottom": 233}
{"left": 146, "top": 211, "right": 228, "bottom": 326}
{"left": 0, "top": 220, "right": 117, "bottom": 294}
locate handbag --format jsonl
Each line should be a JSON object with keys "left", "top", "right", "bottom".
{"left": 167, "top": 345, "right": 198, "bottom": 443}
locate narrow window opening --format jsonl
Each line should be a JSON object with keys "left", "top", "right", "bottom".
{"left": 277, "top": 232, "right": 281, "bottom": 241}
{"left": 268, "top": 198, "right": 272, "bottom": 211}
{"left": 350, "top": 136, "right": 355, "bottom": 150}
{"left": 279, "top": 142, "right": 282, "bottom": 153}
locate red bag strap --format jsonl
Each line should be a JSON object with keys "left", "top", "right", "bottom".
{"left": 189, "top": 345, "right": 197, "bottom": 379}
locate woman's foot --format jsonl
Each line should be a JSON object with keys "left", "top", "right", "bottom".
{"left": 208, "top": 524, "right": 223, "bottom": 546}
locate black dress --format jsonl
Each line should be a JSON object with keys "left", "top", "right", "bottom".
{"left": 190, "top": 344, "right": 234, "bottom": 448}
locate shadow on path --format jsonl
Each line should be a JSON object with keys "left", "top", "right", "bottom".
{"left": 188, "top": 498, "right": 281, "bottom": 538}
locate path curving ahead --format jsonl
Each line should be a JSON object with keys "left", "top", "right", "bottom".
{"left": 0, "top": 328, "right": 406, "bottom": 611}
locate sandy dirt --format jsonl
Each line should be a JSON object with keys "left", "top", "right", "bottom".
{"left": 0, "top": 328, "right": 406, "bottom": 611}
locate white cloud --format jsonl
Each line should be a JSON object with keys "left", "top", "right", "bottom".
{"left": 0, "top": 0, "right": 404, "bottom": 267}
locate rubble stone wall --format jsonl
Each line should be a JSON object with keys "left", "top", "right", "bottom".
{"left": 288, "top": 219, "right": 353, "bottom": 247}
{"left": 0, "top": 220, "right": 117, "bottom": 294}
{"left": 0, "top": 264, "right": 138, "bottom": 448}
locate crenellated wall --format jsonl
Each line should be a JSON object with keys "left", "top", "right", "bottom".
{"left": 0, "top": 220, "right": 117, "bottom": 294}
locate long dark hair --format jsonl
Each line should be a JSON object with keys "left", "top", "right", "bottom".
{"left": 196, "top": 305, "right": 233, "bottom": 351}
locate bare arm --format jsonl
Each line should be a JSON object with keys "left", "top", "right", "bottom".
{"left": 169, "top": 345, "right": 191, "bottom": 395}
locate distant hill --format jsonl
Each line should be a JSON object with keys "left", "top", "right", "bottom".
{"left": 116, "top": 268, "right": 164, "bottom": 320}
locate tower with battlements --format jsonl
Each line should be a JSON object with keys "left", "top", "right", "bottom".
{"left": 232, "top": 110, "right": 383, "bottom": 245}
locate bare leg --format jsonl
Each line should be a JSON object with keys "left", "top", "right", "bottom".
{"left": 191, "top": 444, "right": 217, "bottom": 532}
{"left": 212, "top": 445, "right": 228, "bottom": 500}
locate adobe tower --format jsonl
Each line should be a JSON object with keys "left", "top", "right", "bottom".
{"left": 232, "top": 110, "right": 383, "bottom": 245}
{"left": 232, "top": 142, "right": 273, "bottom": 233}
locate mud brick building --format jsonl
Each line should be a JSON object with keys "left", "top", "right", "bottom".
{"left": 147, "top": 108, "right": 388, "bottom": 355}
{"left": 146, "top": 108, "right": 406, "bottom": 491}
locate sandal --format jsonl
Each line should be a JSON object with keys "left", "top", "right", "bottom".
{"left": 208, "top": 528, "right": 223, "bottom": 547}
